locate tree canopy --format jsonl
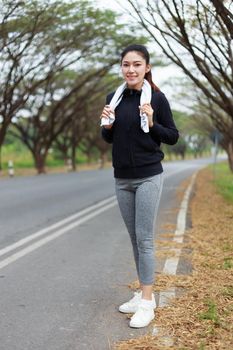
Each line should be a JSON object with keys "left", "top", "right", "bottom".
{"left": 0, "top": 0, "right": 147, "bottom": 172}
{"left": 126, "top": 0, "right": 233, "bottom": 170}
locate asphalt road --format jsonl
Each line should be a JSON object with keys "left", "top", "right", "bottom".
{"left": 0, "top": 158, "right": 214, "bottom": 350}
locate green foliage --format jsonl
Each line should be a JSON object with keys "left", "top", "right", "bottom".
{"left": 1, "top": 140, "right": 91, "bottom": 169}
{"left": 0, "top": 0, "right": 159, "bottom": 172}
{"left": 170, "top": 138, "right": 187, "bottom": 159}
{"left": 163, "top": 109, "right": 211, "bottom": 159}
{"left": 1, "top": 140, "right": 34, "bottom": 168}
{"left": 212, "top": 162, "right": 233, "bottom": 203}
{"left": 172, "top": 110, "right": 190, "bottom": 130}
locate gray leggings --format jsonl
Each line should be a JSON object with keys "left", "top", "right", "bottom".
{"left": 115, "top": 173, "right": 163, "bottom": 285}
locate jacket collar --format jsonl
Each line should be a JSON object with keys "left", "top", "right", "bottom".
{"left": 123, "top": 88, "right": 142, "bottom": 97}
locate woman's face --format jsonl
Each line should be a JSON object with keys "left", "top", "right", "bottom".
{"left": 121, "top": 51, "right": 150, "bottom": 90}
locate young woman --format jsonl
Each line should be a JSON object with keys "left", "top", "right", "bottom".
{"left": 100, "top": 44, "right": 179, "bottom": 328}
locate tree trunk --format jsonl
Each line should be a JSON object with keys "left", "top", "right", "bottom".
{"left": 87, "top": 150, "right": 92, "bottom": 164}
{"left": 99, "top": 151, "right": 108, "bottom": 169}
{"left": 0, "top": 145, "right": 2, "bottom": 171}
{"left": 34, "top": 152, "right": 47, "bottom": 174}
{"left": 57, "top": 145, "right": 69, "bottom": 166}
{"left": 71, "top": 144, "right": 76, "bottom": 171}
{"left": 0, "top": 122, "right": 8, "bottom": 151}
{"left": 226, "top": 139, "right": 233, "bottom": 172}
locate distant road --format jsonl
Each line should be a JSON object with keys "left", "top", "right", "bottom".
{"left": 0, "top": 158, "right": 216, "bottom": 349}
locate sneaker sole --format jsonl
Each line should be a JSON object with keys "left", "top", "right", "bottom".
{"left": 129, "top": 316, "right": 154, "bottom": 328}
{"left": 119, "top": 307, "right": 138, "bottom": 314}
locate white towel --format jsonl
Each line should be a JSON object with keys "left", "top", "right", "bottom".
{"left": 100, "top": 79, "right": 152, "bottom": 133}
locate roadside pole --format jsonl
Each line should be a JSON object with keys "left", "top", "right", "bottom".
{"left": 8, "top": 160, "right": 14, "bottom": 177}
{"left": 211, "top": 130, "right": 221, "bottom": 180}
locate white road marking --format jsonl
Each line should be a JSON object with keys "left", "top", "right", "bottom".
{"left": 162, "top": 172, "right": 197, "bottom": 275}
{"left": 158, "top": 287, "right": 176, "bottom": 307}
{"left": 155, "top": 172, "right": 197, "bottom": 342}
{"left": 0, "top": 195, "right": 116, "bottom": 258}
{"left": 0, "top": 199, "right": 117, "bottom": 270}
{"left": 0, "top": 169, "right": 181, "bottom": 261}
{"left": 0, "top": 168, "right": 195, "bottom": 271}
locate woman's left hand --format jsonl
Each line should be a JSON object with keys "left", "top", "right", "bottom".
{"left": 139, "top": 103, "right": 154, "bottom": 127}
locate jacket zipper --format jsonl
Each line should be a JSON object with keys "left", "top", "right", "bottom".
{"left": 129, "top": 94, "right": 136, "bottom": 168}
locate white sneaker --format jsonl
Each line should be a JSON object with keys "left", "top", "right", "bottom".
{"left": 129, "top": 298, "right": 155, "bottom": 328}
{"left": 119, "top": 291, "right": 142, "bottom": 313}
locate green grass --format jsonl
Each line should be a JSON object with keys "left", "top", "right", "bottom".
{"left": 222, "top": 286, "right": 233, "bottom": 298}
{"left": 1, "top": 142, "right": 34, "bottom": 168}
{"left": 223, "top": 257, "right": 233, "bottom": 270}
{"left": 198, "top": 299, "right": 220, "bottom": 326}
{"left": 198, "top": 342, "right": 206, "bottom": 350}
{"left": 212, "top": 162, "right": 233, "bottom": 203}
{"left": 222, "top": 242, "right": 232, "bottom": 252}
{"left": 1, "top": 141, "right": 93, "bottom": 171}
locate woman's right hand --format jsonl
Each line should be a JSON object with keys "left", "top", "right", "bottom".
{"left": 100, "top": 105, "right": 115, "bottom": 129}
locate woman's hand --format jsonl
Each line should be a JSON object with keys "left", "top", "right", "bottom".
{"left": 139, "top": 103, "right": 154, "bottom": 128}
{"left": 100, "top": 105, "right": 115, "bottom": 129}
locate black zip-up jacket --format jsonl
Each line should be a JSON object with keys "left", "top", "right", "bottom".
{"left": 101, "top": 88, "right": 179, "bottom": 178}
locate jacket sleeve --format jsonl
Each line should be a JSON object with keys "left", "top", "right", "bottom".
{"left": 101, "top": 126, "right": 114, "bottom": 144}
{"left": 101, "top": 93, "right": 114, "bottom": 144}
{"left": 149, "top": 92, "right": 179, "bottom": 145}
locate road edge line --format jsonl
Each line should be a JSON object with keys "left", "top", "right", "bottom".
{"left": 154, "top": 172, "right": 198, "bottom": 345}
{"left": 161, "top": 172, "right": 197, "bottom": 277}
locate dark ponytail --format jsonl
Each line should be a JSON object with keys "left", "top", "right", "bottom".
{"left": 121, "top": 44, "right": 160, "bottom": 92}
{"left": 145, "top": 70, "right": 160, "bottom": 92}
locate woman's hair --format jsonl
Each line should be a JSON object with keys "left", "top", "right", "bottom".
{"left": 120, "top": 44, "right": 160, "bottom": 92}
